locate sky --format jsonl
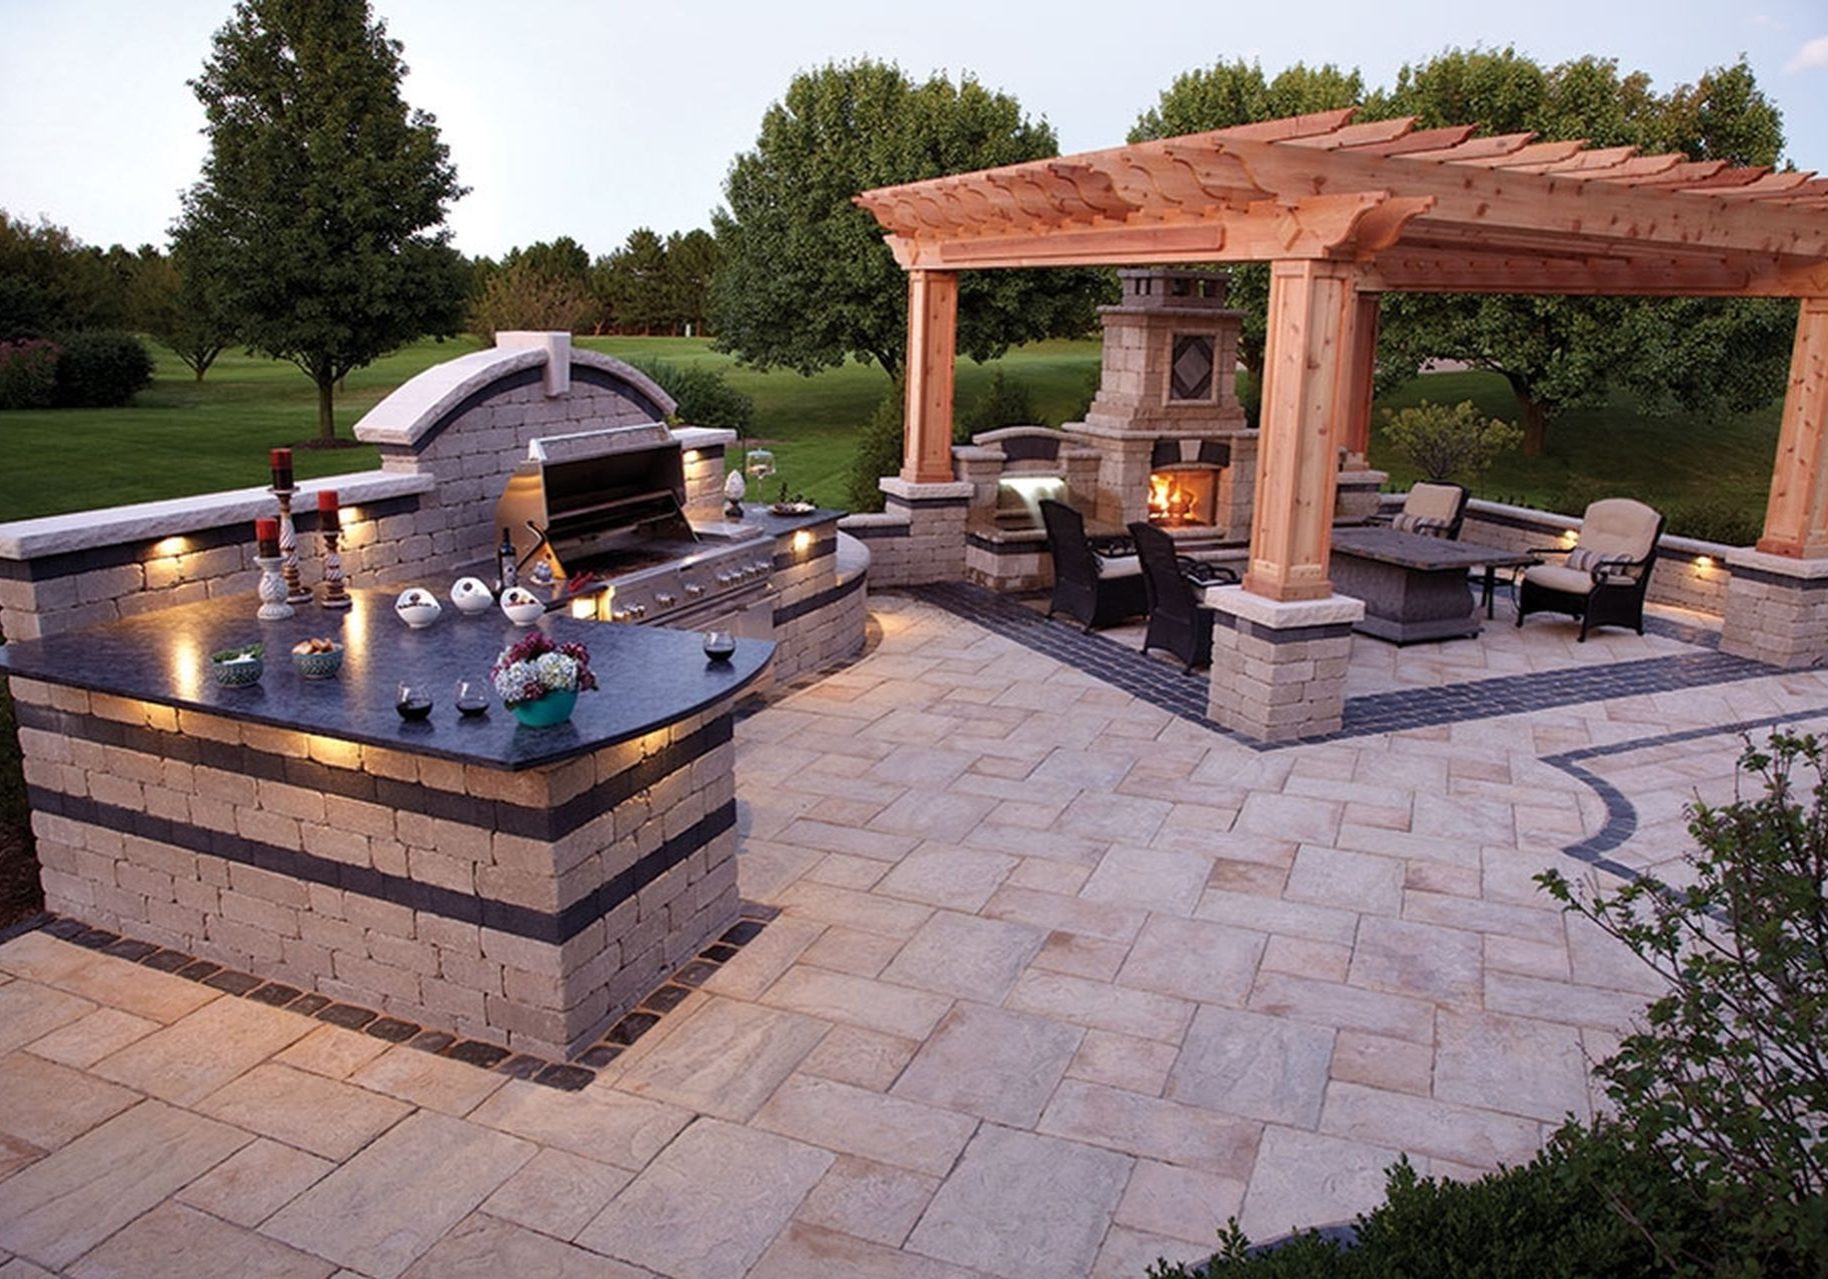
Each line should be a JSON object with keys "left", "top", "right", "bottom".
{"left": 3, "top": 0, "right": 1826, "bottom": 260}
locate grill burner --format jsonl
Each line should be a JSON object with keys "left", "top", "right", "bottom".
{"left": 494, "top": 424, "right": 769, "bottom": 626}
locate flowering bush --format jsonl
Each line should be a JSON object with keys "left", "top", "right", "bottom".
{"left": 489, "top": 632, "right": 597, "bottom": 707}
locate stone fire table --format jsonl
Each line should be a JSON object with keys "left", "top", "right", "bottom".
{"left": 0, "top": 589, "right": 771, "bottom": 1059}
{"left": 1330, "top": 526, "right": 1537, "bottom": 645}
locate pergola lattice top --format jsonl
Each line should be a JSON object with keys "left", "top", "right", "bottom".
{"left": 854, "top": 108, "right": 1828, "bottom": 296}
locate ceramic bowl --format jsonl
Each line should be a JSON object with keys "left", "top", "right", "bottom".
{"left": 449, "top": 577, "right": 494, "bottom": 616}
{"left": 394, "top": 588, "right": 443, "bottom": 629}
{"left": 292, "top": 642, "right": 344, "bottom": 680}
{"left": 500, "top": 587, "right": 545, "bottom": 627}
{"left": 210, "top": 654, "right": 263, "bottom": 687}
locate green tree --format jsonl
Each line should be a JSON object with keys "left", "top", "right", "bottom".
{"left": 134, "top": 243, "right": 239, "bottom": 382}
{"left": 598, "top": 228, "right": 671, "bottom": 334}
{"left": 713, "top": 59, "right": 1106, "bottom": 381}
{"left": 1369, "top": 50, "right": 1791, "bottom": 455}
{"left": 0, "top": 212, "right": 125, "bottom": 340}
{"left": 663, "top": 228, "right": 719, "bottom": 336}
{"left": 467, "top": 258, "right": 596, "bottom": 340}
{"left": 1128, "top": 60, "right": 1364, "bottom": 378}
{"left": 172, "top": 0, "right": 467, "bottom": 443}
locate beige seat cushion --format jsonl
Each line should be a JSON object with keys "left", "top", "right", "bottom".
{"left": 1575, "top": 498, "right": 1660, "bottom": 561}
{"left": 1403, "top": 483, "right": 1463, "bottom": 525}
{"left": 1522, "top": 563, "right": 1598, "bottom": 596}
{"left": 1097, "top": 555, "right": 1141, "bottom": 579}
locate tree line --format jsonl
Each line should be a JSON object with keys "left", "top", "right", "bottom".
{"left": 1, "top": 0, "right": 1802, "bottom": 460}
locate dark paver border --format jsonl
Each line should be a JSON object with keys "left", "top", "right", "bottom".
{"left": 1541, "top": 704, "right": 1828, "bottom": 877}
{"left": 910, "top": 581, "right": 1771, "bottom": 751}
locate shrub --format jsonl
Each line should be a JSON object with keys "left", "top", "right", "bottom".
{"left": 1539, "top": 730, "right": 1828, "bottom": 1275}
{"left": 50, "top": 331, "right": 153, "bottom": 407}
{"left": 1662, "top": 497, "right": 1762, "bottom": 547}
{"left": 955, "top": 369, "right": 1038, "bottom": 442}
{"left": 0, "top": 338, "right": 61, "bottom": 409}
{"left": 1380, "top": 399, "right": 1521, "bottom": 484}
{"left": 845, "top": 386, "right": 904, "bottom": 514}
{"left": 1147, "top": 1133, "right": 1665, "bottom": 1278}
{"left": 625, "top": 358, "right": 754, "bottom": 433}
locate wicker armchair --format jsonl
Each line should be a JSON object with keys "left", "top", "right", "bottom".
{"left": 1128, "top": 522, "right": 1237, "bottom": 673}
{"left": 1515, "top": 498, "right": 1664, "bottom": 641}
{"left": 1040, "top": 499, "right": 1147, "bottom": 631}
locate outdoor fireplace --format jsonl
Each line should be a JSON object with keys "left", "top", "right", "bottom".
{"left": 1148, "top": 467, "right": 1218, "bottom": 526}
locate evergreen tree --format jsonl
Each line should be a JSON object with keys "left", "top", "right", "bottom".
{"left": 172, "top": 0, "right": 467, "bottom": 443}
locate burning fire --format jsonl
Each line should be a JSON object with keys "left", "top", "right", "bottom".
{"left": 1148, "top": 472, "right": 1198, "bottom": 523}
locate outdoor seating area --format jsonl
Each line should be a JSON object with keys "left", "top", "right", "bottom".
{"left": 1, "top": 586, "right": 1820, "bottom": 1277}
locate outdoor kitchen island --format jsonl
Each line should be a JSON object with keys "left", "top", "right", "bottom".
{"left": 0, "top": 587, "right": 771, "bottom": 1062}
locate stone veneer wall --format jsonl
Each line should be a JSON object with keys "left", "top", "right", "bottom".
{"left": 1205, "top": 591, "right": 1358, "bottom": 741}
{"left": 1413, "top": 495, "right": 1734, "bottom": 617}
{"left": 839, "top": 478, "right": 970, "bottom": 588}
{"left": 10, "top": 674, "right": 741, "bottom": 1060}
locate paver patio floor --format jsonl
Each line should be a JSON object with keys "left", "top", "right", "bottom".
{"left": 4, "top": 590, "right": 1826, "bottom": 1277}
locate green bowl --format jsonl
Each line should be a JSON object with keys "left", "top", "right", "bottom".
{"left": 292, "top": 644, "right": 345, "bottom": 680}
{"left": 211, "top": 655, "right": 263, "bottom": 687}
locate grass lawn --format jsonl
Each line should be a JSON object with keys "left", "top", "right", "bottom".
{"left": 0, "top": 335, "right": 1782, "bottom": 541}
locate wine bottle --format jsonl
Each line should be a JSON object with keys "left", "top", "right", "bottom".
{"left": 497, "top": 527, "right": 518, "bottom": 594}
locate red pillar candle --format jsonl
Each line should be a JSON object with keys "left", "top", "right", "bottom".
{"left": 268, "top": 448, "right": 293, "bottom": 491}
{"left": 255, "top": 518, "right": 280, "bottom": 558}
{"left": 316, "top": 489, "right": 339, "bottom": 520}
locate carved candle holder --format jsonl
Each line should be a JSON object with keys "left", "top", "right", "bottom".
{"left": 256, "top": 555, "right": 294, "bottom": 620}
{"left": 319, "top": 520, "right": 352, "bottom": 610}
{"left": 271, "top": 487, "right": 312, "bottom": 604}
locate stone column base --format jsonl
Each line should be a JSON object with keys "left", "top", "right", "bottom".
{"left": 1205, "top": 588, "right": 1364, "bottom": 742}
{"left": 1720, "top": 549, "right": 1828, "bottom": 667}
{"left": 1333, "top": 467, "right": 1387, "bottom": 524}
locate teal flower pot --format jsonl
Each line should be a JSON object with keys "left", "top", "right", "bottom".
{"left": 510, "top": 688, "right": 577, "bottom": 728}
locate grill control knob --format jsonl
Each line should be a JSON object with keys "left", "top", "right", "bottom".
{"left": 629, "top": 603, "right": 647, "bottom": 619}
{"left": 611, "top": 608, "right": 632, "bottom": 623}
{"left": 684, "top": 583, "right": 705, "bottom": 598}
{"left": 654, "top": 593, "right": 675, "bottom": 607}
{"left": 754, "top": 560, "right": 771, "bottom": 574}
{"left": 717, "top": 572, "right": 735, "bottom": 585}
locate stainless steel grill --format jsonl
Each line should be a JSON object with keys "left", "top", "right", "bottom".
{"left": 493, "top": 425, "right": 771, "bottom": 627}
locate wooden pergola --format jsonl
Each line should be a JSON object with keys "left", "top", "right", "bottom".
{"left": 855, "top": 108, "right": 1828, "bottom": 606}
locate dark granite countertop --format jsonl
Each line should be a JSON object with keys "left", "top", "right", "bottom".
{"left": 0, "top": 588, "right": 773, "bottom": 771}
{"left": 710, "top": 504, "right": 844, "bottom": 538}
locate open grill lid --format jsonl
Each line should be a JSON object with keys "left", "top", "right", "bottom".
{"left": 495, "top": 423, "right": 695, "bottom": 576}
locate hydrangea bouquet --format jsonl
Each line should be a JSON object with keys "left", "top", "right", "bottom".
{"left": 490, "top": 632, "right": 598, "bottom": 708}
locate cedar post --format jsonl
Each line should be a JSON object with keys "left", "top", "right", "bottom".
{"left": 1341, "top": 292, "right": 1381, "bottom": 464}
{"left": 1756, "top": 297, "right": 1828, "bottom": 558}
{"left": 901, "top": 269, "right": 959, "bottom": 484}
{"left": 1243, "top": 260, "right": 1362, "bottom": 601}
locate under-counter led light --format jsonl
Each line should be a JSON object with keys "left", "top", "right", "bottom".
{"left": 571, "top": 597, "right": 597, "bottom": 620}
{"left": 153, "top": 536, "right": 188, "bottom": 556}
{"left": 683, "top": 449, "right": 701, "bottom": 462}
{"left": 792, "top": 530, "right": 814, "bottom": 556}
{"left": 1560, "top": 528, "right": 1579, "bottom": 545}
{"left": 1695, "top": 555, "right": 1715, "bottom": 569}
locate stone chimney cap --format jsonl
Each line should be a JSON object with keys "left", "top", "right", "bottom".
{"left": 1115, "top": 268, "right": 1231, "bottom": 310}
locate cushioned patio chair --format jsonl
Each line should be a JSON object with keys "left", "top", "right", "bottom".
{"left": 1381, "top": 481, "right": 1469, "bottom": 540}
{"left": 1128, "top": 521, "right": 1238, "bottom": 673}
{"left": 1515, "top": 498, "right": 1665, "bottom": 641}
{"left": 1040, "top": 498, "right": 1147, "bottom": 632}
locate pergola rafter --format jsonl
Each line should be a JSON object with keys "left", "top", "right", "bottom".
{"left": 856, "top": 110, "right": 1828, "bottom": 297}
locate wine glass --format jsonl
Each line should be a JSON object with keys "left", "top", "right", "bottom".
{"left": 396, "top": 681, "right": 433, "bottom": 721}
{"left": 455, "top": 678, "right": 489, "bottom": 717}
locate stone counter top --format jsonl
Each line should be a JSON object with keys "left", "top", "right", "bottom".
{"left": 0, "top": 587, "right": 772, "bottom": 770}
